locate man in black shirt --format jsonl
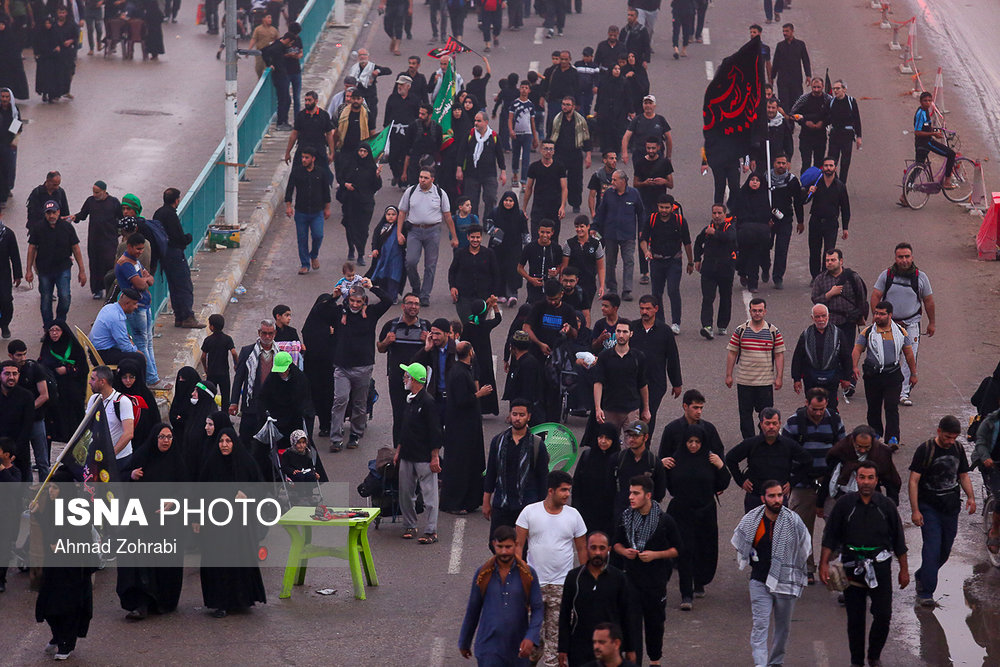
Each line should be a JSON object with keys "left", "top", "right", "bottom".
{"left": 593, "top": 320, "right": 650, "bottom": 429}
{"left": 0, "top": 361, "right": 34, "bottom": 484}
{"left": 550, "top": 97, "right": 591, "bottom": 215}
{"left": 588, "top": 152, "right": 617, "bottom": 218}
{"left": 25, "top": 170, "right": 70, "bottom": 233}
{"left": 806, "top": 157, "right": 850, "bottom": 278}
{"left": 284, "top": 148, "right": 332, "bottom": 275}
{"left": 908, "top": 415, "right": 975, "bottom": 606}
{"left": 403, "top": 104, "right": 443, "bottom": 187}
{"left": 820, "top": 462, "right": 909, "bottom": 667}
{"left": 790, "top": 78, "right": 831, "bottom": 171}
{"left": 545, "top": 52, "right": 579, "bottom": 133}
{"left": 621, "top": 96, "right": 672, "bottom": 165}
{"left": 154, "top": 188, "right": 204, "bottom": 329}
{"left": 561, "top": 215, "right": 606, "bottom": 313}
{"left": 693, "top": 204, "right": 737, "bottom": 338}
{"left": 284, "top": 90, "right": 335, "bottom": 186}
{"left": 826, "top": 79, "right": 863, "bottom": 183}
{"left": 262, "top": 32, "right": 294, "bottom": 130}
{"left": 558, "top": 533, "right": 639, "bottom": 667}
{"left": 395, "top": 362, "right": 442, "bottom": 543}
{"left": 72, "top": 181, "right": 121, "bottom": 301}
{"left": 630, "top": 296, "right": 682, "bottom": 433}
{"left": 334, "top": 90, "right": 371, "bottom": 178}
{"left": 613, "top": 474, "right": 680, "bottom": 667}
{"left": 457, "top": 112, "right": 507, "bottom": 221}
{"left": 658, "top": 389, "right": 724, "bottom": 462}
{"left": 503, "top": 331, "right": 546, "bottom": 422}
{"left": 725, "top": 407, "right": 810, "bottom": 511}
{"left": 0, "top": 219, "right": 21, "bottom": 338}
{"left": 767, "top": 155, "right": 804, "bottom": 289}
{"left": 518, "top": 221, "right": 563, "bottom": 303}
{"left": 404, "top": 56, "right": 429, "bottom": 104}
{"left": 382, "top": 76, "right": 422, "bottom": 186}
{"left": 771, "top": 23, "right": 811, "bottom": 115}
{"left": 448, "top": 224, "right": 501, "bottom": 312}
{"left": 638, "top": 195, "right": 690, "bottom": 331}
{"left": 328, "top": 280, "right": 392, "bottom": 452}
{"left": 595, "top": 26, "right": 626, "bottom": 70}
{"left": 524, "top": 279, "right": 578, "bottom": 357}
{"left": 620, "top": 8, "right": 651, "bottom": 66}
{"left": 632, "top": 139, "right": 674, "bottom": 288}
{"left": 378, "top": 294, "right": 430, "bottom": 443}
{"left": 523, "top": 140, "right": 568, "bottom": 239}
{"left": 25, "top": 201, "right": 86, "bottom": 327}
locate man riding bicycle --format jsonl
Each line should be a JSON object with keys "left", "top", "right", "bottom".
{"left": 974, "top": 406, "right": 1000, "bottom": 553}
{"left": 913, "top": 92, "right": 955, "bottom": 188}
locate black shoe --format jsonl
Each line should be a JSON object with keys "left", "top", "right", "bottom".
{"left": 329, "top": 442, "right": 343, "bottom": 453}
{"left": 844, "top": 385, "right": 856, "bottom": 398}
{"left": 420, "top": 297, "right": 430, "bottom": 307}
{"left": 356, "top": 256, "right": 366, "bottom": 267}
{"left": 0, "top": 581, "right": 6, "bottom": 592}
{"left": 760, "top": 271, "right": 769, "bottom": 283}
{"left": 347, "top": 435, "right": 360, "bottom": 449}
{"left": 1, "top": 327, "right": 9, "bottom": 339}
{"left": 318, "top": 428, "right": 330, "bottom": 438}
{"left": 622, "top": 291, "right": 633, "bottom": 302}
{"left": 773, "top": 279, "right": 783, "bottom": 290}
{"left": 212, "top": 609, "right": 227, "bottom": 618}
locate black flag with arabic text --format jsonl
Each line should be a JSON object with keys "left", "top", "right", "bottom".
{"left": 702, "top": 36, "right": 767, "bottom": 157}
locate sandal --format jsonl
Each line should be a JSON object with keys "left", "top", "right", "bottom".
{"left": 402, "top": 528, "right": 417, "bottom": 539}
{"left": 418, "top": 533, "right": 439, "bottom": 544}
{"left": 298, "top": 267, "right": 309, "bottom": 275}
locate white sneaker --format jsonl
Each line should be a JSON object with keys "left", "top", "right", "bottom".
{"left": 44, "top": 643, "right": 58, "bottom": 655}
{"left": 900, "top": 396, "right": 913, "bottom": 406}
{"left": 716, "top": 327, "right": 728, "bottom": 336}
{"left": 670, "top": 323, "right": 680, "bottom": 335}
{"left": 55, "top": 651, "right": 72, "bottom": 660}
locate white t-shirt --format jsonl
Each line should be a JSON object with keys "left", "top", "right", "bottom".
{"left": 88, "top": 391, "right": 135, "bottom": 460}
{"left": 515, "top": 501, "right": 587, "bottom": 585}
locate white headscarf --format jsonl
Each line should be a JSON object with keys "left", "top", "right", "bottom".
{"left": 0, "top": 88, "right": 19, "bottom": 123}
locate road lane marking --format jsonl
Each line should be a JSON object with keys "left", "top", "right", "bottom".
{"left": 813, "top": 640, "right": 830, "bottom": 667}
{"left": 430, "top": 636, "right": 446, "bottom": 666}
{"left": 705, "top": 60, "right": 714, "bottom": 80}
{"left": 448, "top": 517, "right": 466, "bottom": 574}
{"left": 702, "top": 28, "right": 710, "bottom": 45}
{"left": 534, "top": 28, "right": 544, "bottom": 45}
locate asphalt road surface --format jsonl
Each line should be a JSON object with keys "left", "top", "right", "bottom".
{"left": 6, "top": 0, "right": 1000, "bottom": 665}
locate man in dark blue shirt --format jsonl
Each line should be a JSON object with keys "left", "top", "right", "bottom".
{"left": 912, "top": 91, "right": 955, "bottom": 188}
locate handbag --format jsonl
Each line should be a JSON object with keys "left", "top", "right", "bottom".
{"left": 825, "top": 560, "right": 850, "bottom": 592}
{"left": 484, "top": 222, "right": 504, "bottom": 248}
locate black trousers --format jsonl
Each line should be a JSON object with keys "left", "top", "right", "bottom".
{"left": 47, "top": 612, "right": 83, "bottom": 653}
{"left": 207, "top": 373, "right": 232, "bottom": 415}
{"left": 305, "top": 355, "right": 334, "bottom": 432}
{"left": 556, "top": 149, "right": 584, "bottom": 209}
{"left": 828, "top": 128, "right": 856, "bottom": 183}
{"left": 863, "top": 368, "right": 902, "bottom": 442}
{"left": 845, "top": 562, "right": 893, "bottom": 665}
{"left": 737, "top": 223, "right": 770, "bottom": 290}
{"left": 671, "top": 14, "right": 693, "bottom": 48}
{"left": 737, "top": 383, "right": 773, "bottom": 439}
{"left": 488, "top": 506, "right": 522, "bottom": 550}
{"left": 769, "top": 219, "right": 793, "bottom": 283}
{"left": 343, "top": 198, "right": 375, "bottom": 258}
{"left": 634, "top": 585, "right": 667, "bottom": 662}
{"left": 0, "top": 283, "right": 12, "bottom": 331}
{"left": 799, "top": 131, "right": 826, "bottom": 172}
{"left": 710, "top": 159, "right": 740, "bottom": 207}
{"left": 807, "top": 216, "right": 839, "bottom": 278}
{"left": 700, "top": 270, "right": 734, "bottom": 329}
{"left": 776, "top": 80, "right": 802, "bottom": 116}
{"left": 387, "top": 368, "right": 408, "bottom": 444}
{"left": 647, "top": 383, "right": 666, "bottom": 435}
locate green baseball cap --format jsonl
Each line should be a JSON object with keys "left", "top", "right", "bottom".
{"left": 272, "top": 351, "right": 294, "bottom": 373}
{"left": 399, "top": 362, "right": 427, "bottom": 384}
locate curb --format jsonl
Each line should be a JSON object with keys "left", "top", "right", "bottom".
{"left": 164, "top": 0, "right": 377, "bottom": 386}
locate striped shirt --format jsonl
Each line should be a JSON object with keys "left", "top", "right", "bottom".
{"left": 727, "top": 320, "right": 785, "bottom": 386}
{"left": 781, "top": 407, "right": 846, "bottom": 483}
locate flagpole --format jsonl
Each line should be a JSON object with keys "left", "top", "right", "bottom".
{"left": 29, "top": 398, "right": 102, "bottom": 507}
{"left": 766, "top": 138, "right": 772, "bottom": 207}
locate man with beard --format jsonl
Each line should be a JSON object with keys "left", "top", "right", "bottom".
{"left": 230, "top": 319, "right": 278, "bottom": 448}
{"left": 0, "top": 215, "right": 21, "bottom": 338}
{"left": 262, "top": 32, "right": 295, "bottom": 131}
{"left": 731, "top": 481, "right": 811, "bottom": 667}
{"left": 382, "top": 76, "right": 421, "bottom": 186}
{"left": 725, "top": 407, "right": 809, "bottom": 511}
{"left": 790, "top": 78, "right": 830, "bottom": 171}
{"left": 378, "top": 294, "right": 430, "bottom": 444}
{"left": 334, "top": 90, "right": 371, "bottom": 179}
{"left": 805, "top": 156, "right": 850, "bottom": 279}
{"left": 588, "top": 152, "right": 618, "bottom": 219}
{"left": 347, "top": 48, "right": 392, "bottom": 131}
{"left": 550, "top": 97, "right": 592, "bottom": 216}
{"left": 402, "top": 104, "right": 443, "bottom": 187}
{"left": 72, "top": 180, "right": 122, "bottom": 301}
{"left": 25, "top": 170, "right": 69, "bottom": 232}
{"left": 459, "top": 525, "right": 543, "bottom": 664}
{"left": 810, "top": 248, "right": 869, "bottom": 392}
{"left": 820, "top": 462, "right": 908, "bottom": 667}
{"left": 327, "top": 281, "right": 392, "bottom": 452}
{"left": 766, "top": 154, "right": 803, "bottom": 290}
{"left": 284, "top": 90, "right": 336, "bottom": 187}
{"left": 629, "top": 295, "right": 682, "bottom": 433}
{"left": 0, "top": 361, "right": 33, "bottom": 485}
{"left": 868, "top": 242, "right": 933, "bottom": 408}
{"left": 559, "top": 532, "right": 639, "bottom": 667}
{"left": 257, "top": 352, "right": 315, "bottom": 457}
{"left": 613, "top": 476, "right": 681, "bottom": 667}
{"left": 457, "top": 112, "right": 507, "bottom": 221}
{"left": 790, "top": 305, "right": 852, "bottom": 412}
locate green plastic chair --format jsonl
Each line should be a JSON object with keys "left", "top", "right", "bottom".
{"left": 530, "top": 422, "right": 579, "bottom": 473}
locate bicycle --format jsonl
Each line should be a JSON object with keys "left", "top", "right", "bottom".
{"left": 979, "top": 472, "right": 1000, "bottom": 567}
{"left": 900, "top": 129, "right": 977, "bottom": 209}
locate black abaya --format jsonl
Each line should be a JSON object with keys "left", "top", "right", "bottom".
{"left": 462, "top": 307, "right": 502, "bottom": 415}
{"left": 115, "top": 357, "right": 162, "bottom": 451}
{"left": 38, "top": 321, "right": 88, "bottom": 441}
{"left": 198, "top": 428, "right": 267, "bottom": 612}
{"left": 485, "top": 192, "right": 527, "bottom": 298}
{"left": 141, "top": 0, "right": 165, "bottom": 55}
{"left": 169, "top": 366, "right": 202, "bottom": 432}
{"left": 33, "top": 22, "right": 63, "bottom": 100}
{"left": 440, "top": 362, "right": 485, "bottom": 513}
{"left": 0, "top": 21, "right": 29, "bottom": 100}
{"left": 117, "top": 424, "right": 188, "bottom": 614}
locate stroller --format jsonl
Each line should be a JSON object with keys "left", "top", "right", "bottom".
{"left": 357, "top": 447, "right": 422, "bottom": 529}
{"left": 254, "top": 415, "right": 326, "bottom": 509}
{"left": 547, "top": 338, "right": 590, "bottom": 423}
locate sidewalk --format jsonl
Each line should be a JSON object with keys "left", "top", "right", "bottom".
{"left": 147, "top": 0, "right": 376, "bottom": 404}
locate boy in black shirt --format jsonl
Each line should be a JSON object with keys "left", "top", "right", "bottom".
{"left": 200, "top": 314, "right": 238, "bottom": 406}
{"left": 524, "top": 279, "right": 578, "bottom": 358}
{"left": 518, "top": 221, "right": 563, "bottom": 304}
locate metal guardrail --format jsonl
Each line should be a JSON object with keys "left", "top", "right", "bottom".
{"left": 149, "top": 0, "right": 337, "bottom": 315}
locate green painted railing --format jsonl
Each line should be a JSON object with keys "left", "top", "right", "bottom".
{"left": 150, "top": 0, "right": 338, "bottom": 316}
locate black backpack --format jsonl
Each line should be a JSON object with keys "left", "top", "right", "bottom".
{"left": 26, "top": 360, "right": 60, "bottom": 409}
{"left": 882, "top": 268, "right": 922, "bottom": 319}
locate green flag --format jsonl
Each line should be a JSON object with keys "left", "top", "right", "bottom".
{"left": 365, "top": 125, "right": 392, "bottom": 161}
{"left": 432, "top": 59, "right": 457, "bottom": 149}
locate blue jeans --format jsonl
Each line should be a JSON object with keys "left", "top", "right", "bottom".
{"left": 30, "top": 419, "right": 49, "bottom": 480}
{"left": 915, "top": 502, "right": 959, "bottom": 598}
{"left": 38, "top": 268, "right": 71, "bottom": 327}
{"left": 511, "top": 134, "right": 533, "bottom": 183}
{"left": 294, "top": 210, "right": 325, "bottom": 268}
{"left": 126, "top": 307, "right": 159, "bottom": 384}
{"left": 650, "top": 256, "right": 683, "bottom": 325}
